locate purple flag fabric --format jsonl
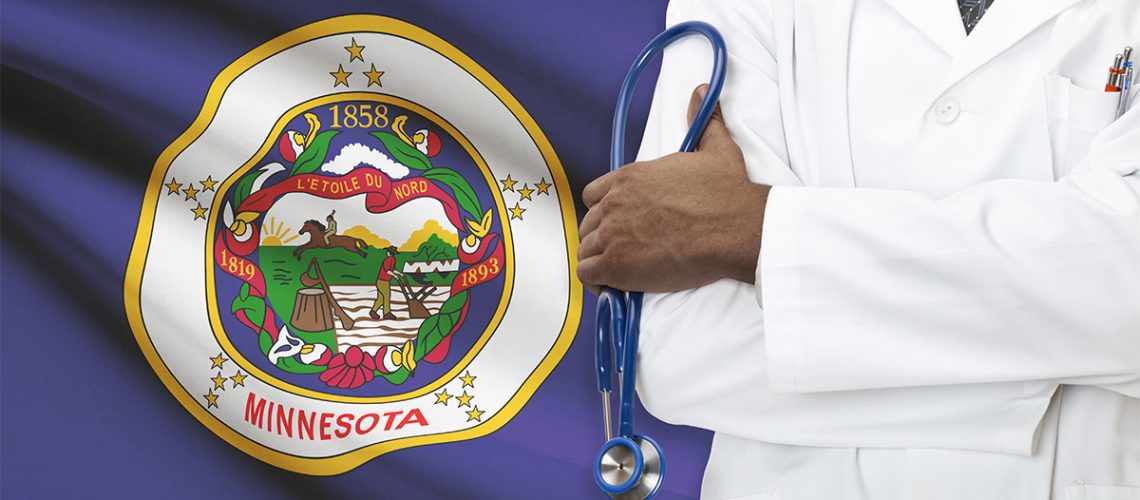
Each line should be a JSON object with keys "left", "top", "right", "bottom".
{"left": 1, "top": 1, "right": 714, "bottom": 498}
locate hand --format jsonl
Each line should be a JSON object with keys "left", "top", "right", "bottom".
{"left": 577, "top": 85, "right": 770, "bottom": 294}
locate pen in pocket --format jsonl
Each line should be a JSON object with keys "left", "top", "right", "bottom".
{"left": 1107, "top": 47, "right": 1133, "bottom": 119}
{"left": 1106, "top": 53, "right": 1124, "bottom": 92}
{"left": 1118, "top": 66, "right": 1134, "bottom": 119}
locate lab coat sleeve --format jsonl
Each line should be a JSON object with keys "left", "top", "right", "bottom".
{"left": 635, "top": 0, "right": 799, "bottom": 189}
{"left": 762, "top": 106, "right": 1140, "bottom": 398}
{"left": 635, "top": 0, "right": 1060, "bottom": 456}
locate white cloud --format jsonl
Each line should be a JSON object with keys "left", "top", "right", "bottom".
{"left": 321, "top": 142, "right": 410, "bottom": 179}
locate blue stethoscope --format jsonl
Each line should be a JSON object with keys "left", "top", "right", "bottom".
{"left": 593, "top": 21, "right": 726, "bottom": 500}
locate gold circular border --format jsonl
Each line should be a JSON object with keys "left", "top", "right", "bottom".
{"left": 124, "top": 15, "right": 581, "bottom": 474}
{"left": 206, "top": 92, "right": 515, "bottom": 403}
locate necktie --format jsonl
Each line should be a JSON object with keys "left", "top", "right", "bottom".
{"left": 958, "top": 0, "right": 996, "bottom": 34}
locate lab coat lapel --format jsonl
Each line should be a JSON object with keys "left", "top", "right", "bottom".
{"left": 879, "top": 0, "right": 966, "bottom": 56}
{"left": 936, "top": 0, "right": 1083, "bottom": 95}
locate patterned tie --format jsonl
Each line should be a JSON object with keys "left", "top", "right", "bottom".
{"left": 958, "top": 0, "right": 996, "bottom": 34}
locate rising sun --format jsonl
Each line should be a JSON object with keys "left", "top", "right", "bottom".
{"left": 260, "top": 217, "right": 299, "bottom": 247}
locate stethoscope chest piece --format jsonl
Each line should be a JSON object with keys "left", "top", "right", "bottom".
{"left": 596, "top": 435, "right": 665, "bottom": 500}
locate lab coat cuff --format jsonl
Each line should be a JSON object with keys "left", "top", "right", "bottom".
{"left": 758, "top": 186, "right": 802, "bottom": 393}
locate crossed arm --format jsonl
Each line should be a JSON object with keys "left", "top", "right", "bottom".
{"left": 578, "top": 85, "right": 769, "bottom": 294}
{"left": 576, "top": 0, "right": 1140, "bottom": 454}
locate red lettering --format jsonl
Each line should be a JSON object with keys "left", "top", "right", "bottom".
{"left": 356, "top": 413, "right": 380, "bottom": 434}
{"left": 397, "top": 408, "right": 429, "bottom": 430}
{"left": 276, "top": 407, "right": 295, "bottom": 438}
{"left": 244, "top": 397, "right": 421, "bottom": 440}
{"left": 382, "top": 411, "right": 403, "bottom": 431}
{"left": 335, "top": 414, "right": 354, "bottom": 438}
{"left": 298, "top": 410, "right": 315, "bottom": 440}
{"left": 244, "top": 393, "right": 266, "bottom": 428}
{"left": 320, "top": 412, "right": 334, "bottom": 440}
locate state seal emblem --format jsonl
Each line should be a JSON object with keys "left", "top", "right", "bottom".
{"left": 125, "top": 15, "right": 580, "bottom": 473}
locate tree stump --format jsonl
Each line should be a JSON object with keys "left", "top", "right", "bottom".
{"left": 292, "top": 288, "right": 335, "bottom": 332}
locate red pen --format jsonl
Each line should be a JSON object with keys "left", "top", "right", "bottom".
{"left": 1107, "top": 53, "right": 1124, "bottom": 92}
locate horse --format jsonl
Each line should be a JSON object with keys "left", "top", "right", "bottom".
{"left": 294, "top": 220, "right": 368, "bottom": 259}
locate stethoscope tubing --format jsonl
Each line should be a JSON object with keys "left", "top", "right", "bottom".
{"left": 610, "top": 20, "right": 727, "bottom": 171}
{"left": 594, "top": 20, "right": 727, "bottom": 499}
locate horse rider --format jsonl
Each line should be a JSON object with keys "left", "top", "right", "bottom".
{"left": 322, "top": 210, "right": 337, "bottom": 246}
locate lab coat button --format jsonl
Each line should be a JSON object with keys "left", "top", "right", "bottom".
{"left": 934, "top": 98, "right": 961, "bottom": 124}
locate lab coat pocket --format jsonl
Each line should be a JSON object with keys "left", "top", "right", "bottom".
{"left": 1044, "top": 75, "right": 1122, "bottom": 175}
{"left": 1067, "top": 483, "right": 1140, "bottom": 500}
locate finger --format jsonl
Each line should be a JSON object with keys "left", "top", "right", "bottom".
{"left": 577, "top": 225, "right": 605, "bottom": 263}
{"left": 577, "top": 255, "right": 608, "bottom": 293}
{"left": 684, "top": 84, "right": 732, "bottom": 153}
{"left": 685, "top": 84, "right": 708, "bottom": 124}
{"left": 582, "top": 170, "right": 618, "bottom": 208}
{"left": 578, "top": 203, "right": 603, "bottom": 242}
{"left": 581, "top": 278, "right": 602, "bottom": 296}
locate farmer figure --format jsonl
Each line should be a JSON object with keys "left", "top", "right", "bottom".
{"left": 322, "top": 210, "right": 337, "bottom": 246}
{"left": 370, "top": 246, "right": 400, "bottom": 320}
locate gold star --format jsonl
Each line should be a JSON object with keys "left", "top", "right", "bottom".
{"left": 165, "top": 178, "right": 182, "bottom": 195}
{"left": 200, "top": 175, "right": 218, "bottom": 192}
{"left": 517, "top": 184, "right": 534, "bottom": 201}
{"left": 460, "top": 371, "right": 477, "bottom": 388}
{"left": 456, "top": 391, "right": 474, "bottom": 408}
{"left": 203, "top": 389, "right": 219, "bottom": 409}
{"left": 230, "top": 371, "right": 247, "bottom": 388}
{"left": 344, "top": 37, "right": 365, "bottom": 62}
{"left": 182, "top": 184, "right": 200, "bottom": 201}
{"left": 535, "top": 177, "right": 552, "bottom": 195}
{"left": 211, "top": 373, "right": 227, "bottom": 391}
{"left": 509, "top": 203, "right": 526, "bottom": 220}
{"left": 466, "top": 405, "right": 484, "bottom": 422}
{"left": 499, "top": 174, "right": 517, "bottom": 192}
{"left": 330, "top": 64, "right": 352, "bottom": 87}
{"left": 435, "top": 389, "right": 453, "bottom": 406}
{"left": 191, "top": 203, "right": 209, "bottom": 220}
{"left": 209, "top": 353, "right": 228, "bottom": 370}
{"left": 364, "top": 64, "right": 384, "bottom": 87}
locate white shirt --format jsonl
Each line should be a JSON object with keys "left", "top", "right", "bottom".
{"left": 634, "top": 0, "right": 1140, "bottom": 498}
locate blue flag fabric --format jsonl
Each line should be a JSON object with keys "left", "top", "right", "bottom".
{"left": 1, "top": 1, "right": 713, "bottom": 498}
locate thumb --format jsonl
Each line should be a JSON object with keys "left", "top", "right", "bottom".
{"left": 685, "top": 84, "right": 732, "bottom": 152}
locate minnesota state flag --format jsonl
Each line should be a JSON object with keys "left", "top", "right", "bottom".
{"left": 1, "top": 1, "right": 712, "bottom": 498}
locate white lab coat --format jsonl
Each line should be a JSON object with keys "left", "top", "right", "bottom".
{"left": 633, "top": 0, "right": 1140, "bottom": 498}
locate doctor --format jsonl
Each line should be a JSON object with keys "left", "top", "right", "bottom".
{"left": 578, "top": 0, "right": 1140, "bottom": 499}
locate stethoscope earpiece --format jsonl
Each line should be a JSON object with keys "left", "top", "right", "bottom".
{"left": 594, "top": 20, "right": 726, "bottom": 499}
